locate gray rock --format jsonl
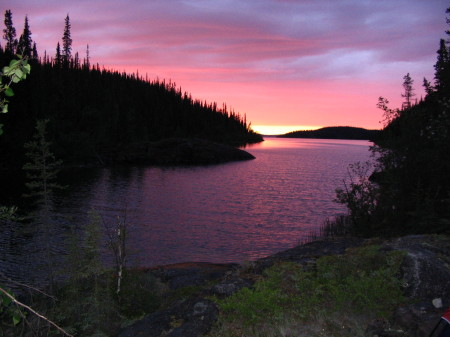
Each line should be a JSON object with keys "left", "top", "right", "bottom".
{"left": 385, "top": 235, "right": 450, "bottom": 337}
{"left": 210, "top": 278, "right": 253, "bottom": 297}
{"left": 118, "top": 298, "right": 218, "bottom": 337}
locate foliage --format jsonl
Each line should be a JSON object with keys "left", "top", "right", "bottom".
{"left": 23, "top": 119, "right": 63, "bottom": 291}
{"left": 0, "top": 287, "right": 23, "bottom": 330}
{"left": 335, "top": 7, "right": 450, "bottom": 237}
{"left": 2, "top": 10, "right": 17, "bottom": 54}
{"left": 0, "top": 54, "right": 30, "bottom": 132}
{"left": 118, "top": 270, "right": 162, "bottom": 319}
{"left": 52, "top": 211, "right": 119, "bottom": 337}
{"left": 212, "top": 245, "right": 405, "bottom": 336}
{"left": 335, "top": 162, "right": 379, "bottom": 236}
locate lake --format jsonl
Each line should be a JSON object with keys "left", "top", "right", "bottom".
{"left": 1, "top": 137, "right": 371, "bottom": 286}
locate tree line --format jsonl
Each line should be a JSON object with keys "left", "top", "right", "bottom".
{"left": 0, "top": 10, "right": 262, "bottom": 167}
{"left": 336, "top": 7, "right": 450, "bottom": 236}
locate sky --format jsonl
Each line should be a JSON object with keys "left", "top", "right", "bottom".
{"left": 3, "top": 0, "right": 449, "bottom": 134}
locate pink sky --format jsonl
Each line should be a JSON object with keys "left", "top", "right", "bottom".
{"left": 4, "top": 0, "right": 449, "bottom": 134}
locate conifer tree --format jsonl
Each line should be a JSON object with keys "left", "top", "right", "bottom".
{"left": 31, "top": 42, "right": 38, "bottom": 60}
{"left": 55, "top": 42, "right": 62, "bottom": 67}
{"left": 83, "top": 44, "right": 90, "bottom": 70}
{"left": 434, "top": 39, "right": 450, "bottom": 92}
{"left": 17, "top": 16, "right": 32, "bottom": 58}
{"left": 23, "top": 119, "right": 63, "bottom": 292}
{"left": 3, "top": 10, "right": 17, "bottom": 54}
{"left": 61, "top": 14, "right": 72, "bottom": 67}
{"left": 401, "top": 73, "right": 415, "bottom": 109}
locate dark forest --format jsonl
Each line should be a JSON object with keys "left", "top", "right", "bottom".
{"left": 0, "top": 12, "right": 262, "bottom": 167}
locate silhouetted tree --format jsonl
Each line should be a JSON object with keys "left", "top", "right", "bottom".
{"left": 83, "top": 44, "right": 90, "bottom": 69}
{"left": 3, "top": 10, "right": 17, "bottom": 54}
{"left": 55, "top": 42, "right": 62, "bottom": 67}
{"left": 61, "top": 14, "right": 72, "bottom": 66}
{"left": 17, "top": 16, "right": 33, "bottom": 57}
{"left": 434, "top": 39, "right": 450, "bottom": 92}
{"left": 31, "top": 42, "right": 38, "bottom": 60}
{"left": 401, "top": 73, "right": 415, "bottom": 109}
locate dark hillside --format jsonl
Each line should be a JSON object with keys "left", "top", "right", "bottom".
{"left": 279, "top": 126, "right": 380, "bottom": 140}
{"left": 0, "top": 50, "right": 262, "bottom": 166}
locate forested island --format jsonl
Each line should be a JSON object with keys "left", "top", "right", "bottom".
{"left": 279, "top": 126, "right": 380, "bottom": 140}
{"left": 0, "top": 12, "right": 262, "bottom": 169}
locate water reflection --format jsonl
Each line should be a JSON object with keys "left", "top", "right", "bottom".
{"left": 1, "top": 138, "right": 372, "bottom": 286}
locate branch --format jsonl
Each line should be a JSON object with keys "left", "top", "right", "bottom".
{"left": 0, "top": 272, "right": 57, "bottom": 300}
{"left": 0, "top": 286, "right": 73, "bottom": 337}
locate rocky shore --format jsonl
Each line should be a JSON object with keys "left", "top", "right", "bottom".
{"left": 118, "top": 235, "right": 450, "bottom": 337}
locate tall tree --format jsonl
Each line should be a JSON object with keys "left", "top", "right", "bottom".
{"left": 31, "top": 42, "right": 38, "bottom": 60}
{"left": 83, "top": 44, "right": 90, "bottom": 70}
{"left": 401, "top": 73, "right": 415, "bottom": 109}
{"left": 61, "top": 14, "right": 72, "bottom": 66}
{"left": 434, "top": 39, "right": 449, "bottom": 92}
{"left": 55, "top": 42, "right": 62, "bottom": 67}
{"left": 3, "top": 10, "right": 17, "bottom": 54}
{"left": 17, "top": 16, "right": 33, "bottom": 58}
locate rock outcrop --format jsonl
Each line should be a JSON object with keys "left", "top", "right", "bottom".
{"left": 118, "top": 235, "right": 450, "bottom": 337}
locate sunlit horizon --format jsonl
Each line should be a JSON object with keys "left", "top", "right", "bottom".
{"left": 6, "top": 1, "right": 448, "bottom": 129}
{"left": 252, "top": 125, "right": 323, "bottom": 135}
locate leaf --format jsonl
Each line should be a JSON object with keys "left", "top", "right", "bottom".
{"left": 5, "top": 87, "right": 14, "bottom": 97}
{"left": 12, "top": 313, "right": 21, "bottom": 326}
{"left": 24, "top": 63, "right": 31, "bottom": 74}
{"left": 9, "top": 59, "right": 19, "bottom": 68}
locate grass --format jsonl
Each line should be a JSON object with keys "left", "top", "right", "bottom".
{"left": 208, "top": 245, "right": 406, "bottom": 337}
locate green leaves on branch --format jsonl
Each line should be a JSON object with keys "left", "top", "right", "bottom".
{"left": 1, "top": 57, "right": 31, "bottom": 83}
{"left": 0, "top": 55, "right": 31, "bottom": 134}
{"left": 0, "top": 287, "right": 24, "bottom": 327}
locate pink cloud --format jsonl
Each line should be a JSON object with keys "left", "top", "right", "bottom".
{"left": 3, "top": 0, "right": 449, "bottom": 130}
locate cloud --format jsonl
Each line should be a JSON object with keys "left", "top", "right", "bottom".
{"left": 4, "top": 0, "right": 449, "bottom": 128}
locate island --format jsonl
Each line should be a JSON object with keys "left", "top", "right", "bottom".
{"left": 278, "top": 126, "right": 381, "bottom": 140}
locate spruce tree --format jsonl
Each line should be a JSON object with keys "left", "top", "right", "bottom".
{"left": 23, "top": 119, "right": 63, "bottom": 292}
{"left": 61, "top": 14, "right": 72, "bottom": 67}
{"left": 401, "top": 73, "right": 415, "bottom": 109}
{"left": 55, "top": 42, "right": 62, "bottom": 67}
{"left": 2, "top": 10, "right": 17, "bottom": 54}
{"left": 31, "top": 42, "right": 38, "bottom": 60}
{"left": 17, "top": 16, "right": 33, "bottom": 57}
{"left": 434, "top": 39, "right": 449, "bottom": 91}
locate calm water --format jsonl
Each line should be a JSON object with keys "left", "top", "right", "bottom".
{"left": 1, "top": 137, "right": 371, "bottom": 286}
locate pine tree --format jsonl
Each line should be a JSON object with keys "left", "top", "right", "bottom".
{"left": 55, "top": 42, "right": 62, "bottom": 67}
{"left": 3, "top": 10, "right": 17, "bottom": 54}
{"left": 31, "top": 42, "right": 38, "bottom": 60}
{"left": 401, "top": 73, "right": 415, "bottom": 109}
{"left": 434, "top": 39, "right": 449, "bottom": 91}
{"left": 83, "top": 44, "right": 90, "bottom": 70}
{"left": 61, "top": 14, "right": 72, "bottom": 67}
{"left": 23, "top": 120, "right": 63, "bottom": 292}
{"left": 17, "top": 16, "right": 32, "bottom": 57}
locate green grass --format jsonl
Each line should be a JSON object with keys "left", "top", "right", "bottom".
{"left": 209, "top": 245, "right": 406, "bottom": 337}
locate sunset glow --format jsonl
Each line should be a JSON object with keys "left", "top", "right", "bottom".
{"left": 4, "top": 0, "right": 449, "bottom": 131}
{"left": 252, "top": 125, "right": 322, "bottom": 135}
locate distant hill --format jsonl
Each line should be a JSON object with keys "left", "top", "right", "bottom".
{"left": 278, "top": 126, "right": 380, "bottom": 140}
